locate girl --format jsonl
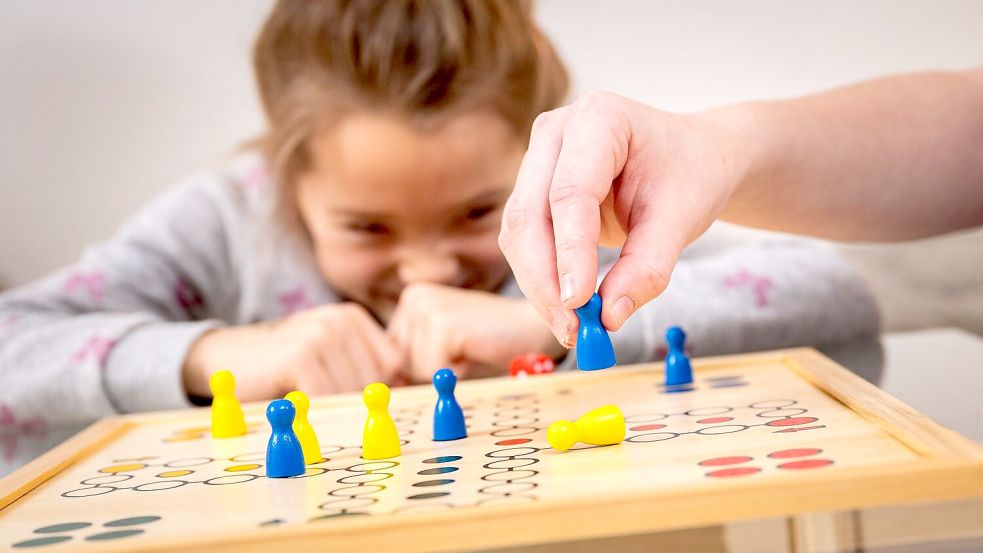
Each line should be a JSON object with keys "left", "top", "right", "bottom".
{"left": 0, "top": 0, "right": 878, "bottom": 426}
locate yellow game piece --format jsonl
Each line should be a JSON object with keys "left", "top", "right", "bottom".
{"left": 284, "top": 390, "right": 323, "bottom": 464}
{"left": 209, "top": 370, "right": 247, "bottom": 438}
{"left": 361, "top": 383, "right": 401, "bottom": 460}
{"left": 547, "top": 405, "right": 626, "bottom": 452}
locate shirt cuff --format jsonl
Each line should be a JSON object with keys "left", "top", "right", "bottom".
{"left": 103, "top": 320, "right": 224, "bottom": 413}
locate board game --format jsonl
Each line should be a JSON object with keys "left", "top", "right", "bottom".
{"left": 1, "top": 348, "right": 982, "bottom": 552}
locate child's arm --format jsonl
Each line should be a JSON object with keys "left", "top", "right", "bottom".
{"left": 499, "top": 68, "right": 983, "bottom": 343}
{"left": 0, "top": 178, "right": 235, "bottom": 424}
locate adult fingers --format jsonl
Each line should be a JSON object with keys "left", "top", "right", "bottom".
{"left": 499, "top": 108, "right": 577, "bottom": 347}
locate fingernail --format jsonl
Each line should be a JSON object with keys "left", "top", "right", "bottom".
{"left": 560, "top": 272, "right": 575, "bottom": 303}
{"left": 613, "top": 295, "right": 637, "bottom": 328}
{"left": 548, "top": 307, "right": 576, "bottom": 348}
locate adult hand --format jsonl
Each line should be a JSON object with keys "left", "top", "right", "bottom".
{"left": 499, "top": 91, "right": 750, "bottom": 345}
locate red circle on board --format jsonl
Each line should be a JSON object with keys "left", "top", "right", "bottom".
{"left": 698, "top": 456, "right": 753, "bottom": 467}
{"left": 766, "top": 417, "right": 819, "bottom": 427}
{"left": 630, "top": 424, "right": 667, "bottom": 431}
{"left": 495, "top": 438, "right": 532, "bottom": 446}
{"left": 705, "top": 467, "right": 762, "bottom": 478}
{"left": 778, "top": 459, "right": 834, "bottom": 470}
{"left": 768, "top": 448, "right": 823, "bottom": 459}
{"left": 696, "top": 417, "right": 734, "bottom": 424}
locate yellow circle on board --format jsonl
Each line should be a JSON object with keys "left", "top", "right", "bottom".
{"left": 225, "top": 464, "right": 261, "bottom": 472}
{"left": 98, "top": 463, "right": 147, "bottom": 473}
{"left": 156, "top": 470, "right": 194, "bottom": 478}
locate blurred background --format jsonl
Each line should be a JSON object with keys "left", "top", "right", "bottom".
{"left": 1, "top": 0, "right": 981, "bottom": 334}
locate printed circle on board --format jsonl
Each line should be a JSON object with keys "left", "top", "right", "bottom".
{"left": 133, "top": 480, "right": 188, "bottom": 492}
{"left": 229, "top": 452, "right": 266, "bottom": 463}
{"left": 98, "top": 463, "right": 146, "bottom": 474}
{"left": 422, "top": 455, "right": 462, "bottom": 464}
{"left": 685, "top": 407, "right": 732, "bottom": 416}
{"left": 204, "top": 474, "right": 259, "bottom": 486}
{"left": 626, "top": 432, "right": 678, "bottom": 443}
{"left": 481, "top": 469, "right": 538, "bottom": 482}
{"left": 318, "top": 496, "right": 378, "bottom": 511}
{"left": 495, "top": 438, "right": 532, "bottom": 446}
{"left": 225, "top": 464, "right": 261, "bottom": 472}
{"left": 483, "top": 457, "right": 538, "bottom": 470}
{"left": 104, "top": 516, "right": 161, "bottom": 527}
{"left": 156, "top": 470, "right": 194, "bottom": 478}
{"left": 328, "top": 484, "right": 385, "bottom": 497}
{"left": 489, "top": 426, "right": 538, "bottom": 437}
{"left": 406, "top": 492, "right": 450, "bottom": 500}
{"left": 766, "top": 417, "right": 819, "bottom": 427}
{"left": 81, "top": 474, "right": 133, "bottom": 486}
{"left": 12, "top": 536, "right": 74, "bottom": 548}
{"left": 630, "top": 423, "right": 667, "bottom": 431}
{"left": 778, "top": 459, "right": 834, "bottom": 470}
{"left": 486, "top": 447, "right": 539, "bottom": 459}
{"left": 478, "top": 481, "right": 537, "bottom": 495}
{"left": 624, "top": 413, "right": 669, "bottom": 423}
{"left": 749, "top": 399, "right": 797, "bottom": 409}
{"left": 337, "top": 472, "right": 393, "bottom": 485}
{"left": 34, "top": 522, "right": 92, "bottom": 533}
{"left": 85, "top": 530, "right": 145, "bottom": 541}
{"left": 696, "top": 417, "right": 734, "bottom": 424}
{"left": 418, "top": 467, "right": 458, "bottom": 475}
{"left": 768, "top": 448, "right": 823, "bottom": 459}
{"left": 412, "top": 479, "right": 455, "bottom": 487}
{"left": 695, "top": 424, "right": 751, "bottom": 436}
{"left": 164, "top": 457, "right": 213, "bottom": 468}
{"left": 348, "top": 461, "right": 399, "bottom": 472}
{"left": 756, "top": 408, "right": 808, "bottom": 418}
{"left": 62, "top": 486, "right": 117, "bottom": 498}
{"left": 699, "top": 456, "right": 754, "bottom": 466}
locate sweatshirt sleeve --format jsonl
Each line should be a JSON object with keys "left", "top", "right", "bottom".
{"left": 0, "top": 176, "right": 240, "bottom": 424}
{"left": 605, "top": 237, "right": 881, "bottom": 365}
{"left": 552, "top": 236, "right": 880, "bottom": 371}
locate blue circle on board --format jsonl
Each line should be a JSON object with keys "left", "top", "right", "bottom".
{"left": 104, "top": 516, "right": 161, "bottom": 528}
{"left": 422, "top": 455, "right": 461, "bottom": 464}
{"left": 412, "top": 479, "right": 455, "bottom": 487}
{"left": 34, "top": 522, "right": 91, "bottom": 533}
{"left": 13, "top": 536, "right": 74, "bottom": 548}
{"left": 85, "top": 529, "right": 145, "bottom": 541}
{"left": 418, "top": 467, "right": 458, "bottom": 475}
{"left": 407, "top": 492, "right": 450, "bottom": 500}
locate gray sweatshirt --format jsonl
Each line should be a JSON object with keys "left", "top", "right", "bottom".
{"left": 0, "top": 152, "right": 879, "bottom": 427}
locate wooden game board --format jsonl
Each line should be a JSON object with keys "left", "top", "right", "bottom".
{"left": 1, "top": 348, "right": 981, "bottom": 552}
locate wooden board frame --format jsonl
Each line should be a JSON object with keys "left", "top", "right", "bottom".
{"left": 2, "top": 347, "right": 982, "bottom": 553}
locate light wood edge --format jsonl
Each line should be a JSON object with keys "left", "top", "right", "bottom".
{"left": 781, "top": 348, "right": 983, "bottom": 460}
{"left": 50, "top": 456, "right": 983, "bottom": 553}
{"left": 0, "top": 417, "right": 132, "bottom": 511}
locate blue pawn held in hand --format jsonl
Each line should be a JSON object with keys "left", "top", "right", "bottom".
{"left": 574, "top": 293, "right": 617, "bottom": 371}
{"left": 433, "top": 368, "right": 467, "bottom": 441}
{"left": 265, "top": 399, "right": 306, "bottom": 478}
{"left": 665, "top": 326, "right": 693, "bottom": 386}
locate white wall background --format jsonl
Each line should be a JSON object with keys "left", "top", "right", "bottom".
{"left": 1, "top": 1, "right": 981, "bottom": 330}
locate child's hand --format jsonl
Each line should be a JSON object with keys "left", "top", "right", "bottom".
{"left": 387, "top": 283, "right": 566, "bottom": 383}
{"left": 499, "top": 91, "right": 749, "bottom": 343}
{"left": 183, "top": 303, "right": 404, "bottom": 401}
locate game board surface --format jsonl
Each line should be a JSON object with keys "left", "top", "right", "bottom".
{"left": 1, "top": 348, "right": 981, "bottom": 552}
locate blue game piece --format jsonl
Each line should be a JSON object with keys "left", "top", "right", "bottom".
{"left": 433, "top": 368, "right": 467, "bottom": 441}
{"left": 665, "top": 326, "right": 693, "bottom": 386}
{"left": 574, "top": 293, "right": 617, "bottom": 371}
{"left": 265, "top": 399, "right": 305, "bottom": 478}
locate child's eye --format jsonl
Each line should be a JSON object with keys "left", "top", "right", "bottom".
{"left": 465, "top": 205, "right": 495, "bottom": 221}
{"left": 347, "top": 222, "right": 390, "bottom": 235}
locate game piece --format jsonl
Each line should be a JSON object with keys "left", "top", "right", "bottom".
{"left": 508, "top": 353, "right": 556, "bottom": 377}
{"left": 362, "top": 382, "right": 401, "bottom": 460}
{"left": 265, "top": 399, "right": 305, "bottom": 477}
{"left": 432, "top": 368, "right": 467, "bottom": 441}
{"left": 547, "top": 405, "right": 626, "bottom": 452}
{"left": 209, "top": 370, "right": 247, "bottom": 438}
{"left": 284, "top": 390, "right": 322, "bottom": 464}
{"left": 574, "top": 293, "right": 616, "bottom": 370}
{"left": 665, "top": 326, "right": 693, "bottom": 386}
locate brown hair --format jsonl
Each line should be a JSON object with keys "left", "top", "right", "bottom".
{"left": 253, "top": 0, "right": 569, "bottom": 223}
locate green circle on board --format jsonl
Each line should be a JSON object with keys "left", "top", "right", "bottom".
{"left": 12, "top": 536, "right": 73, "bottom": 548}
{"left": 34, "top": 522, "right": 91, "bottom": 533}
{"left": 84, "top": 530, "right": 145, "bottom": 541}
{"left": 104, "top": 516, "right": 161, "bottom": 528}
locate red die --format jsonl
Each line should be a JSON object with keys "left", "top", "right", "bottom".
{"left": 509, "top": 353, "right": 556, "bottom": 377}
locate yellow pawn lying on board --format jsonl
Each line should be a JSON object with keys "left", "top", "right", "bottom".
{"left": 362, "top": 383, "right": 401, "bottom": 460}
{"left": 210, "top": 370, "right": 247, "bottom": 438}
{"left": 547, "top": 405, "right": 626, "bottom": 452}
{"left": 284, "top": 390, "right": 323, "bottom": 464}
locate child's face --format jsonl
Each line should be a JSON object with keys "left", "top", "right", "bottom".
{"left": 296, "top": 111, "right": 525, "bottom": 322}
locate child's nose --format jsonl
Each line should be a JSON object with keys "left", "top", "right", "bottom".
{"left": 397, "top": 249, "right": 461, "bottom": 286}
